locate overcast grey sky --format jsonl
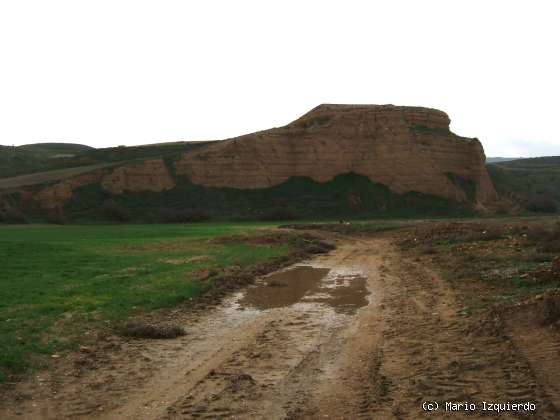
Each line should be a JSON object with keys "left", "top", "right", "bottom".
{"left": 1, "top": 1, "right": 558, "bottom": 157}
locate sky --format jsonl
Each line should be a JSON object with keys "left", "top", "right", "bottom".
{"left": 0, "top": 1, "right": 558, "bottom": 157}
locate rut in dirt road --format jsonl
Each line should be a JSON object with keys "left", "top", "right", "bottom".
{"left": 2, "top": 236, "right": 560, "bottom": 419}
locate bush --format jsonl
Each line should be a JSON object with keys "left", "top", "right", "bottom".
{"left": 157, "top": 208, "right": 210, "bottom": 223}
{"left": 258, "top": 207, "right": 299, "bottom": 221}
{"left": 101, "top": 199, "right": 131, "bottom": 222}
{"left": 45, "top": 207, "right": 67, "bottom": 224}
{"left": 0, "top": 207, "right": 28, "bottom": 224}
{"left": 526, "top": 194, "right": 558, "bottom": 213}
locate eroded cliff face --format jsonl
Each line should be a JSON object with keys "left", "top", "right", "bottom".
{"left": 20, "top": 104, "right": 497, "bottom": 212}
{"left": 34, "top": 159, "right": 175, "bottom": 209}
{"left": 36, "top": 171, "right": 105, "bottom": 209}
{"left": 175, "top": 104, "right": 498, "bottom": 205}
{"left": 100, "top": 159, "right": 175, "bottom": 195}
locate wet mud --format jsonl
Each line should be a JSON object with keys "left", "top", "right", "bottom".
{"left": 239, "top": 265, "right": 369, "bottom": 315}
{"left": 3, "top": 234, "right": 560, "bottom": 419}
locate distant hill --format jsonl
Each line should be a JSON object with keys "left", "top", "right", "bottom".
{"left": 18, "top": 142, "right": 94, "bottom": 155}
{"left": 487, "top": 156, "right": 560, "bottom": 210}
{"left": 0, "top": 141, "right": 215, "bottom": 179}
{"left": 486, "top": 157, "right": 522, "bottom": 163}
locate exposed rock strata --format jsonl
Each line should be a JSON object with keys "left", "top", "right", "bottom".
{"left": 36, "top": 171, "right": 105, "bottom": 209}
{"left": 175, "top": 104, "right": 497, "bottom": 205}
{"left": 100, "top": 159, "right": 175, "bottom": 195}
{"left": 11, "top": 104, "right": 498, "bottom": 211}
{"left": 34, "top": 159, "right": 174, "bottom": 208}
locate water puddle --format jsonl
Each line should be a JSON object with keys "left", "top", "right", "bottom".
{"left": 309, "top": 274, "right": 369, "bottom": 315}
{"left": 239, "top": 266, "right": 330, "bottom": 310}
{"left": 238, "top": 265, "right": 369, "bottom": 315}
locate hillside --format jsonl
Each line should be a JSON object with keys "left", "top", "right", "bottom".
{"left": 1, "top": 105, "right": 498, "bottom": 222}
{"left": 17, "top": 142, "right": 94, "bottom": 155}
{"left": 0, "top": 143, "right": 90, "bottom": 178}
{"left": 0, "top": 141, "right": 214, "bottom": 179}
{"left": 487, "top": 156, "right": 560, "bottom": 210}
{"left": 486, "top": 157, "right": 522, "bottom": 163}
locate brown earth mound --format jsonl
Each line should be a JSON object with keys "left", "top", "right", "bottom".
{"left": 175, "top": 104, "right": 497, "bottom": 207}
{"left": 3, "top": 104, "right": 498, "bottom": 212}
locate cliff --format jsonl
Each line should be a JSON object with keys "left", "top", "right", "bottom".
{"left": 1, "top": 104, "right": 499, "bottom": 213}
{"left": 175, "top": 104, "right": 497, "bottom": 206}
{"left": 34, "top": 159, "right": 175, "bottom": 209}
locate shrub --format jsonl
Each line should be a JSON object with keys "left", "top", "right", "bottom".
{"left": 122, "top": 321, "right": 185, "bottom": 339}
{"left": 0, "top": 207, "right": 28, "bottom": 224}
{"left": 258, "top": 207, "right": 299, "bottom": 221}
{"left": 526, "top": 194, "right": 558, "bottom": 213}
{"left": 101, "top": 199, "right": 131, "bottom": 222}
{"left": 45, "top": 207, "right": 67, "bottom": 225}
{"left": 157, "top": 208, "right": 210, "bottom": 223}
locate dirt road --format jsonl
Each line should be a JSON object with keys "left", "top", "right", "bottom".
{"left": 2, "top": 235, "right": 559, "bottom": 419}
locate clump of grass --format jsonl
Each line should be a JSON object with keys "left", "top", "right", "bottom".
{"left": 303, "top": 241, "right": 335, "bottom": 254}
{"left": 122, "top": 321, "right": 185, "bottom": 339}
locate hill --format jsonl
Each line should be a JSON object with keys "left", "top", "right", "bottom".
{"left": 486, "top": 157, "right": 522, "bottom": 163}
{"left": 17, "top": 142, "right": 94, "bottom": 155}
{"left": 1, "top": 105, "right": 498, "bottom": 222}
{"left": 487, "top": 156, "right": 560, "bottom": 211}
{"left": 0, "top": 141, "right": 215, "bottom": 180}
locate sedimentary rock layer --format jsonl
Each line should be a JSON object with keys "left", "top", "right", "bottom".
{"left": 100, "top": 159, "right": 175, "bottom": 195}
{"left": 175, "top": 104, "right": 497, "bottom": 205}
{"left": 34, "top": 159, "right": 174, "bottom": 208}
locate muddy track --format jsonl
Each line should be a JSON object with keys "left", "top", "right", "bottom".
{"left": 2, "top": 235, "right": 560, "bottom": 419}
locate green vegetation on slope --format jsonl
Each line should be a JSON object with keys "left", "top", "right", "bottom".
{"left": 0, "top": 144, "right": 90, "bottom": 179}
{"left": 63, "top": 173, "right": 472, "bottom": 222}
{"left": 0, "top": 141, "right": 215, "bottom": 179}
{"left": 446, "top": 172, "right": 476, "bottom": 202}
{"left": 487, "top": 156, "right": 560, "bottom": 211}
{"left": 17, "top": 143, "right": 94, "bottom": 155}
{"left": 0, "top": 223, "right": 291, "bottom": 382}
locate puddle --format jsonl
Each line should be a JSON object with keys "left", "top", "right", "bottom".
{"left": 309, "top": 275, "right": 369, "bottom": 315}
{"left": 238, "top": 265, "right": 370, "bottom": 315}
{"left": 239, "top": 266, "right": 330, "bottom": 310}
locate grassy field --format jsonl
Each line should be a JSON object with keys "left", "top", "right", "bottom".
{"left": 0, "top": 223, "right": 291, "bottom": 382}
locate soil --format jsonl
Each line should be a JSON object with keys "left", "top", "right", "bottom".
{"left": 2, "top": 228, "right": 560, "bottom": 419}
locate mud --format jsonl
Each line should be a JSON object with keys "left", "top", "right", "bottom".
{"left": 2, "top": 231, "right": 560, "bottom": 419}
{"left": 239, "top": 264, "right": 369, "bottom": 316}
{"left": 239, "top": 266, "right": 330, "bottom": 310}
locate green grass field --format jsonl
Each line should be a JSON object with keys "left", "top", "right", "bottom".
{"left": 0, "top": 223, "right": 290, "bottom": 382}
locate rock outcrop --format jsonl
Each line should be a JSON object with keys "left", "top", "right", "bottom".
{"left": 34, "top": 159, "right": 175, "bottom": 209}
{"left": 36, "top": 171, "right": 105, "bottom": 209}
{"left": 10, "top": 104, "right": 498, "bottom": 212}
{"left": 175, "top": 104, "right": 498, "bottom": 206}
{"left": 100, "top": 159, "right": 175, "bottom": 195}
